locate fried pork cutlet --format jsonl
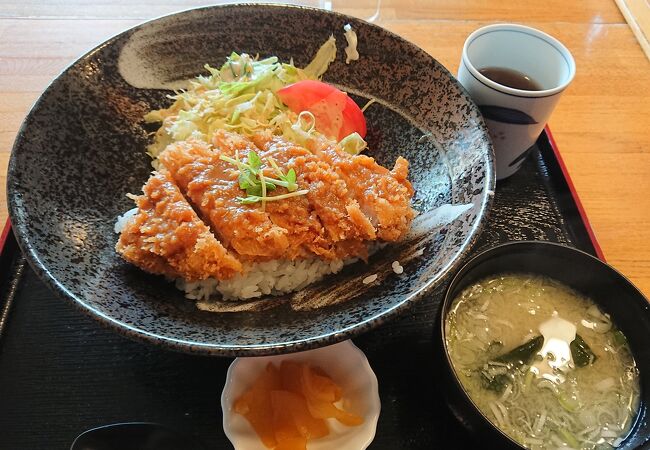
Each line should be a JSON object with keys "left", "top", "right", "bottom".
{"left": 115, "top": 170, "right": 242, "bottom": 281}
{"left": 118, "top": 130, "right": 416, "bottom": 280}
{"left": 158, "top": 136, "right": 291, "bottom": 259}
{"left": 312, "top": 142, "right": 416, "bottom": 241}
{"left": 251, "top": 132, "right": 375, "bottom": 260}
{"left": 212, "top": 131, "right": 335, "bottom": 261}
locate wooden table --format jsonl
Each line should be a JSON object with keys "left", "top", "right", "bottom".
{"left": 2, "top": 0, "right": 649, "bottom": 295}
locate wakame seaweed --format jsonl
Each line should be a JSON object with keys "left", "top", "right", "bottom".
{"left": 479, "top": 336, "right": 544, "bottom": 392}
{"left": 570, "top": 334, "right": 597, "bottom": 367}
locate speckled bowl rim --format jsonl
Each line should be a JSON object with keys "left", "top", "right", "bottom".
{"left": 8, "top": 3, "right": 495, "bottom": 356}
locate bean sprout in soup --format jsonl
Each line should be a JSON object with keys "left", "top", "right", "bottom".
{"left": 445, "top": 273, "right": 640, "bottom": 450}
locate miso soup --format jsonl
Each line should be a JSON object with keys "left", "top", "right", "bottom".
{"left": 445, "top": 274, "right": 640, "bottom": 449}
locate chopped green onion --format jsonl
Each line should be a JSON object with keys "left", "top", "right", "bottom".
{"left": 557, "top": 392, "right": 579, "bottom": 412}
{"left": 557, "top": 428, "right": 580, "bottom": 449}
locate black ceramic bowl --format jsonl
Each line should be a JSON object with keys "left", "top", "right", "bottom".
{"left": 7, "top": 4, "right": 494, "bottom": 356}
{"left": 436, "top": 241, "right": 650, "bottom": 449}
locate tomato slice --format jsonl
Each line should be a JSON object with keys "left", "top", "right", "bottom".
{"left": 277, "top": 80, "right": 367, "bottom": 141}
{"left": 341, "top": 96, "right": 367, "bottom": 139}
{"left": 307, "top": 89, "right": 347, "bottom": 141}
{"left": 277, "top": 80, "right": 333, "bottom": 113}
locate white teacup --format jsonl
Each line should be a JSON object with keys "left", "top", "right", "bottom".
{"left": 458, "top": 24, "right": 576, "bottom": 180}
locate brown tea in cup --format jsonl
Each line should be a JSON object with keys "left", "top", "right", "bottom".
{"left": 478, "top": 67, "right": 543, "bottom": 91}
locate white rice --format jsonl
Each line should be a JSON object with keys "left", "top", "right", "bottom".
{"left": 114, "top": 208, "right": 138, "bottom": 233}
{"left": 362, "top": 273, "right": 378, "bottom": 284}
{"left": 179, "top": 258, "right": 347, "bottom": 301}
{"left": 116, "top": 210, "right": 370, "bottom": 302}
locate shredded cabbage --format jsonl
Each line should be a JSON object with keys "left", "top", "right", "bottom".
{"left": 339, "top": 132, "right": 367, "bottom": 155}
{"left": 303, "top": 35, "right": 337, "bottom": 78}
{"left": 145, "top": 36, "right": 367, "bottom": 159}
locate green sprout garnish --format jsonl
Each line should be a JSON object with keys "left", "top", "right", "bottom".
{"left": 219, "top": 151, "right": 306, "bottom": 206}
{"left": 267, "top": 156, "right": 297, "bottom": 189}
{"left": 238, "top": 190, "right": 310, "bottom": 205}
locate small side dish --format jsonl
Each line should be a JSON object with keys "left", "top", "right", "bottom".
{"left": 221, "top": 340, "right": 380, "bottom": 450}
{"left": 234, "top": 361, "right": 363, "bottom": 449}
{"left": 446, "top": 273, "right": 640, "bottom": 449}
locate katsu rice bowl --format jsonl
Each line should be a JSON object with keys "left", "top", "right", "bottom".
{"left": 7, "top": 5, "right": 494, "bottom": 355}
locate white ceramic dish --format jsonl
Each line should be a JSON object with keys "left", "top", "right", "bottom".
{"left": 221, "top": 340, "right": 380, "bottom": 449}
